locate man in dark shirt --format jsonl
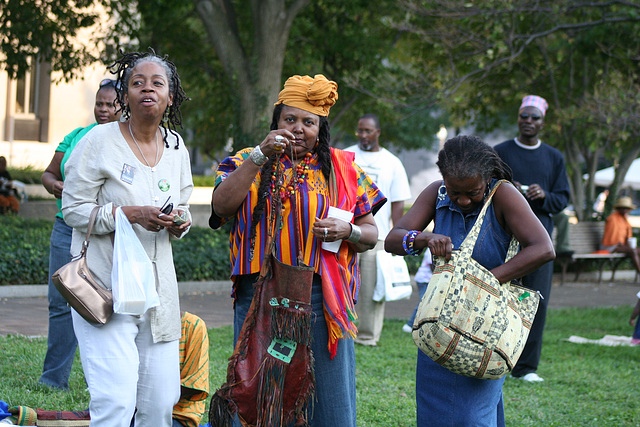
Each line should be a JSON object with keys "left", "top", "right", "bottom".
{"left": 494, "top": 95, "right": 570, "bottom": 382}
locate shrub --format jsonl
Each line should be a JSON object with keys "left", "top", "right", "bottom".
{"left": 7, "top": 166, "right": 43, "bottom": 184}
{"left": 0, "top": 216, "right": 232, "bottom": 285}
{"left": 192, "top": 175, "right": 216, "bottom": 187}
{"left": 0, "top": 216, "right": 51, "bottom": 284}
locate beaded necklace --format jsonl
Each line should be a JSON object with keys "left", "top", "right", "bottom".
{"left": 270, "top": 152, "right": 313, "bottom": 202}
{"left": 269, "top": 152, "right": 313, "bottom": 229}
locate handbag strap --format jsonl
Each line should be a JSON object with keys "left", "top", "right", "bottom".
{"left": 459, "top": 180, "right": 519, "bottom": 263}
{"left": 79, "top": 206, "right": 101, "bottom": 257}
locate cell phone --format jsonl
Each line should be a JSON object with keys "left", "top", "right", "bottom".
{"left": 160, "top": 196, "right": 173, "bottom": 215}
{"left": 161, "top": 203, "right": 174, "bottom": 215}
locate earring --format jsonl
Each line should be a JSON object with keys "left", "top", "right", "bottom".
{"left": 123, "top": 105, "right": 131, "bottom": 120}
{"left": 162, "top": 107, "right": 170, "bottom": 124}
{"left": 484, "top": 182, "right": 491, "bottom": 199}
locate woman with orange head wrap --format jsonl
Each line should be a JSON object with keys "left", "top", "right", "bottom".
{"left": 210, "top": 74, "right": 386, "bottom": 426}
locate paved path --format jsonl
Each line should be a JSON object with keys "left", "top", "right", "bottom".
{"left": 1, "top": 273, "right": 638, "bottom": 337}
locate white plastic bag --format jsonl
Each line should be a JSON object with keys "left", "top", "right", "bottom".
{"left": 111, "top": 207, "right": 160, "bottom": 315}
{"left": 373, "top": 251, "right": 412, "bottom": 302}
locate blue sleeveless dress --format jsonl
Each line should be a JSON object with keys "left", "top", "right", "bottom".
{"left": 416, "top": 180, "right": 511, "bottom": 427}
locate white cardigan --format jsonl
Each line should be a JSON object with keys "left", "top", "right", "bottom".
{"left": 62, "top": 121, "right": 193, "bottom": 342}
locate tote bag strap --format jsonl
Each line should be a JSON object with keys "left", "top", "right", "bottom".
{"left": 458, "top": 180, "right": 520, "bottom": 263}
{"left": 458, "top": 180, "right": 506, "bottom": 250}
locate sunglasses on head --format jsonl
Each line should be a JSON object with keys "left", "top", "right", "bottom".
{"left": 99, "top": 79, "right": 121, "bottom": 90}
{"left": 519, "top": 113, "right": 542, "bottom": 120}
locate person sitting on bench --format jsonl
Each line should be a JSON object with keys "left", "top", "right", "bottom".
{"left": 601, "top": 196, "right": 640, "bottom": 273}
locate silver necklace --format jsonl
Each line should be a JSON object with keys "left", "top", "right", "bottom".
{"left": 129, "top": 122, "right": 160, "bottom": 172}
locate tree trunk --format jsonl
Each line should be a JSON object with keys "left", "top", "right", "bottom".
{"left": 194, "top": 0, "right": 310, "bottom": 147}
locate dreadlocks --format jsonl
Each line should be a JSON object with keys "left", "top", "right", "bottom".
{"left": 109, "top": 49, "right": 189, "bottom": 149}
{"left": 437, "top": 135, "right": 513, "bottom": 183}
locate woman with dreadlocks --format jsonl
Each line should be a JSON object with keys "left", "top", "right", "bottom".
{"left": 61, "top": 50, "right": 192, "bottom": 426}
{"left": 385, "top": 135, "right": 554, "bottom": 426}
{"left": 209, "top": 75, "right": 385, "bottom": 426}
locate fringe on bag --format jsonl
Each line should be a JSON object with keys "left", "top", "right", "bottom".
{"left": 208, "top": 393, "right": 233, "bottom": 427}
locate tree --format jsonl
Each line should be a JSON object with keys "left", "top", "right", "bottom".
{"left": 581, "top": 70, "right": 640, "bottom": 218}
{"left": 393, "top": 0, "right": 640, "bottom": 219}
{"left": 103, "top": 0, "right": 434, "bottom": 158}
{"left": 0, "top": 0, "right": 103, "bottom": 80}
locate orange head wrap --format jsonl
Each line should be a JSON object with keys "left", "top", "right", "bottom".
{"left": 274, "top": 74, "right": 338, "bottom": 117}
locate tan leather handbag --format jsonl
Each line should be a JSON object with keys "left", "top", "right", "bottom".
{"left": 52, "top": 207, "right": 113, "bottom": 325}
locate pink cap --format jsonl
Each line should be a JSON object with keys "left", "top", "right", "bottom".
{"left": 519, "top": 95, "right": 548, "bottom": 117}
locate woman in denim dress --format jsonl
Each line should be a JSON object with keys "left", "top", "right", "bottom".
{"left": 385, "top": 135, "right": 555, "bottom": 426}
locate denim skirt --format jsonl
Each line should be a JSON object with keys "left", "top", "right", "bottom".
{"left": 416, "top": 349, "right": 505, "bottom": 427}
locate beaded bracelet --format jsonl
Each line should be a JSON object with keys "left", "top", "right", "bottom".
{"left": 402, "top": 230, "right": 421, "bottom": 256}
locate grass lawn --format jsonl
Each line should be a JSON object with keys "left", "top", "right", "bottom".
{"left": 1, "top": 307, "right": 638, "bottom": 426}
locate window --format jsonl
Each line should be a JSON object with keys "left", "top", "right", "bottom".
{"left": 5, "top": 57, "right": 51, "bottom": 142}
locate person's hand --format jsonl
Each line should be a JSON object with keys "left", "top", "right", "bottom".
{"left": 123, "top": 206, "right": 175, "bottom": 232}
{"left": 52, "top": 181, "right": 64, "bottom": 199}
{"left": 425, "top": 233, "right": 453, "bottom": 261}
{"left": 526, "top": 184, "right": 545, "bottom": 200}
{"left": 162, "top": 209, "right": 191, "bottom": 237}
{"left": 313, "top": 216, "right": 352, "bottom": 242}
{"left": 259, "top": 130, "right": 296, "bottom": 157}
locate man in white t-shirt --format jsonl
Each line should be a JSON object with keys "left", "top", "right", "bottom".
{"left": 346, "top": 113, "right": 411, "bottom": 346}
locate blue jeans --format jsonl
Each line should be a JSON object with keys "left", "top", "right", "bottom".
{"left": 406, "top": 281, "right": 429, "bottom": 327}
{"left": 39, "top": 217, "right": 78, "bottom": 390}
{"left": 416, "top": 350, "right": 505, "bottom": 427}
{"left": 234, "top": 273, "right": 357, "bottom": 427}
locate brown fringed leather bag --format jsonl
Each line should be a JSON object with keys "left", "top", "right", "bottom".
{"left": 209, "top": 150, "right": 316, "bottom": 427}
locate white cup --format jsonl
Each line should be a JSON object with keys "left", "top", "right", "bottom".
{"left": 321, "top": 206, "right": 354, "bottom": 253}
{"left": 629, "top": 237, "right": 637, "bottom": 249}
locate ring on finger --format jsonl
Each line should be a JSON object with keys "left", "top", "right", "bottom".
{"left": 274, "top": 135, "right": 286, "bottom": 151}
{"left": 324, "top": 227, "right": 328, "bottom": 238}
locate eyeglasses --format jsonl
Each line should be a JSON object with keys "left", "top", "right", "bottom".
{"left": 519, "top": 113, "right": 542, "bottom": 121}
{"left": 355, "top": 129, "right": 377, "bottom": 136}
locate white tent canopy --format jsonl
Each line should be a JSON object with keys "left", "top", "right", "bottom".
{"left": 588, "top": 158, "right": 640, "bottom": 190}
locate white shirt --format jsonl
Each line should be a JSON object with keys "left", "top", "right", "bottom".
{"left": 62, "top": 122, "right": 194, "bottom": 342}
{"left": 345, "top": 145, "right": 411, "bottom": 239}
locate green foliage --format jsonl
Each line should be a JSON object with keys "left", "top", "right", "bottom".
{"left": 0, "top": 0, "right": 103, "bottom": 80}
{"left": 0, "top": 216, "right": 51, "bottom": 285}
{"left": 0, "top": 216, "right": 231, "bottom": 285}
{"left": 102, "top": 0, "right": 437, "bottom": 157}
{"left": 2, "top": 309, "right": 640, "bottom": 425}
{"left": 7, "top": 166, "right": 43, "bottom": 185}
{"left": 171, "top": 226, "right": 231, "bottom": 282}
{"left": 393, "top": 0, "right": 640, "bottom": 219}
{"left": 192, "top": 175, "right": 216, "bottom": 188}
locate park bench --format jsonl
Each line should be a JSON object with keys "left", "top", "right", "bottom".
{"left": 554, "top": 221, "right": 630, "bottom": 285}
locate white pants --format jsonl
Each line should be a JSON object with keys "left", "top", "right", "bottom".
{"left": 72, "top": 310, "right": 180, "bottom": 427}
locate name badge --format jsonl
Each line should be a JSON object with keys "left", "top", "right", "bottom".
{"left": 121, "top": 163, "right": 135, "bottom": 185}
